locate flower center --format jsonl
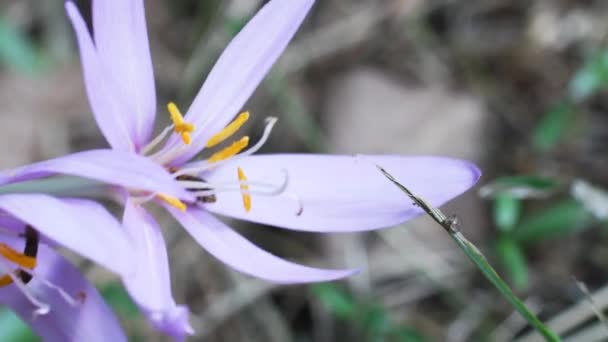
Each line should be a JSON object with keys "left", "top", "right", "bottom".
{"left": 139, "top": 102, "right": 283, "bottom": 213}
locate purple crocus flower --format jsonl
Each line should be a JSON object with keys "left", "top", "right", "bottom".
{"left": 3, "top": 0, "right": 480, "bottom": 339}
{"left": 0, "top": 194, "right": 130, "bottom": 341}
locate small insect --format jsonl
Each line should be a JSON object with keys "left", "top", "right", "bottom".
{"left": 19, "top": 225, "right": 39, "bottom": 284}
{"left": 173, "top": 173, "right": 217, "bottom": 203}
{"left": 444, "top": 214, "right": 460, "bottom": 233}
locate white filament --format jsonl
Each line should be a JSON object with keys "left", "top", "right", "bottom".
{"left": 17, "top": 267, "right": 79, "bottom": 307}
{"left": 151, "top": 142, "right": 189, "bottom": 166}
{"left": 140, "top": 125, "right": 175, "bottom": 156}
{"left": 177, "top": 169, "right": 288, "bottom": 198}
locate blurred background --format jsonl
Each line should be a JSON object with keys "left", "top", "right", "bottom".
{"left": 1, "top": 0, "right": 608, "bottom": 341}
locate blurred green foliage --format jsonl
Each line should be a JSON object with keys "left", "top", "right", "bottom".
{"left": 493, "top": 194, "right": 521, "bottom": 232}
{"left": 0, "top": 17, "right": 45, "bottom": 75}
{"left": 0, "top": 309, "right": 39, "bottom": 342}
{"left": 569, "top": 50, "right": 608, "bottom": 101}
{"left": 313, "top": 283, "right": 428, "bottom": 342}
{"left": 532, "top": 103, "right": 575, "bottom": 153}
{"left": 100, "top": 282, "right": 145, "bottom": 342}
{"left": 223, "top": 16, "right": 248, "bottom": 37}
{"left": 495, "top": 236, "right": 528, "bottom": 289}
{"left": 487, "top": 45, "right": 608, "bottom": 293}
{"left": 100, "top": 282, "right": 140, "bottom": 317}
{"left": 480, "top": 176, "right": 559, "bottom": 199}
{"left": 490, "top": 185, "right": 594, "bottom": 289}
{"left": 512, "top": 199, "right": 592, "bottom": 244}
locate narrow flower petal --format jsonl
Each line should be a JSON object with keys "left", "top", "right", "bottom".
{"left": 0, "top": 194, "right": 132, "bottom": 276}
{"left": 162, "top": 0, "right": 315, "bottom": 165}
{"left": 93, "top": 0, "right": 156, "bottom": 148}
{"left": 65, "top": 1, "right": 136, "bottom": 151}
{"left": 0, "top": 216, "right": 26, "bottom": 233}
{"left": 203, "top": 154, "right": 481, "bottom": 232}
{"left": 0, "top": 240, "right": 126, "bottom": 342}
{"left": 168, "top": 206, "right": 356, "bottom": 283}
{"left": 122, "top": 199, "right": 193, "bottom": 339}
{"left": 0, "top": 150, "right": 193, "bottom": 201}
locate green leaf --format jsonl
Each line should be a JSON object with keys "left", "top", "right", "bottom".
{"left": 0, "top": 17, "right": 43, "bottom": 74}
{"left": 494, "top": 194, "right": 522, "bottom": 232}
{"left": 312, "top": 283, "right": 357, "bottom": 319}
{"left": 532, "top": 103, "right": 574, "bottom": 152}
{"left": 0, "top": 308, "right": 39, "bottom": 342}
{"left": 513, "top": 199, "right": 593, "bottom": 243}
{"left": 479, "top": 175, "right": 559, "bottom": 199}
{"left": 495, "top": 237, "right": 529, "bottom": 289}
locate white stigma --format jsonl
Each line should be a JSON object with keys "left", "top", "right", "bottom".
{"left": 0, "top": 256, "right": 49, "bottom": 316}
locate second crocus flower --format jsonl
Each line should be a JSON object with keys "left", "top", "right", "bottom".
{"left": 0, "top": 194, "right": 132, "bottom": 341}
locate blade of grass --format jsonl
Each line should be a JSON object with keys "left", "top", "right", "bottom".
{"left": 376, "top": 165, "right": 561, "bottom": 342}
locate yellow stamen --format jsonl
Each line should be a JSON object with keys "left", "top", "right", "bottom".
{"left": 207, "top": 136, "right": 249, "bottom": 163}
{"left": 167, "top": 102, "right": 195, "bottom": 145}
{"left": 0, "top": 244, "right": 36, "bottom": 269}
{"left": 206, "top": 111, "right": 250, "bottom": 148}
{"left": 0, "top": 275, "right": 13, "bottom": 287}
{"left": 157, "top": 193, "right": 187, "bottom": 212}
{"left": 0, "top": 243, "right": 37, "bottom": 288}
{"left": 237, "top": 167, "right": 251, "bottom": 212}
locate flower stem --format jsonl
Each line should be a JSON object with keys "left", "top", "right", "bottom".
{"left": 377, "top": 166, "right": 561, "bottom": 342}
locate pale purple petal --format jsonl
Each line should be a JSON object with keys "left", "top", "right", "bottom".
{"left": 122, "top": 199, "right": 193, "bottom": 339}
{"left": 65, "top": 2, "right": 135, "bottom": 151}
{"left": 0, "top": 216, "right": 25, "bottom": 233}
{"left": 0, "top": 150, "right": 193, "bottom": 201}
{"left": 0, "top": 240, "right": 126, "bottom": 342}
{"left": 168, "top": 206, "right": 356, "bottom": 283}
{"left": 162, "top": 0, "right": 315, "bottom": 165}
{"left": 93, "top": 0, "right": 156, "bottom": 149}
{"left": 203, "top": 154, "right": 481, "bottom": 232}
{"left": 0, "top": 194, "right": 132, "bottom": 276}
